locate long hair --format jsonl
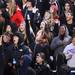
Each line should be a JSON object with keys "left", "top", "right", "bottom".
{"left": 7, "top": 0, "right": 16, "bottom": 16}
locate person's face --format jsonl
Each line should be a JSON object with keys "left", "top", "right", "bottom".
{"left": 6, "top": 25, "right": 12, "bottom": 32}
{"left": 59, "top": 26, "right": 66, "bottom": 35}
{"left": 6, "top": 0, "right": 15, "bottom": 9}
{"left": 66, "top": 12, "right": 73, "bottom": 21}
{"left": 3, "top": 35, "right": 10, "bottom": 43}
{"left": 0, "top": 9, "right": 2, "bottom": 15}
{"left": 26, "top": 2, "right": 32, "bottom": 8}
{"left": 44, "top": 12, "right": 50, "bottom": 20}
{"left": 65, "top": 3, "right": 70, "bottom": 11}
{"left": 35, "top": 30, "right": 43, "bottom": 43}
{"left": 36, "top": 54, "right": 44, "bottom": 64}
{"left": 40, "top": 22, "right": 45, "bottom": 30}
{"left": 0, "top": 36, "right": 2, "bottom": 44}
{"left": 50, "top": 6, "right": 54, "bottom": 14}
{"left": 19, "top": 23, "right": 25, "bottom": 32}
{"left": 22, "top": 0, "right": 27, "bottom": 3}
{"left": 72, "top": 37, "right": 75, "bottom": 45}
{"left": 13, "top": 36, "right": 19, "bottom": 45}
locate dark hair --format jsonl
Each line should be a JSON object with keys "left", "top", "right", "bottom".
{"left": 13, "top": 32, "right": 24, "bottom": 45}
{"left": 59, "top": 25, "right": 66, "bottom": 31}
{"left": 27, "top": 0, "right": 34, "bottom": 7}
{"left": 2, "top": 32, "right": 13, "bottom": 43}
{"left": 3, "top": 22, "right": 18, "bottom": 33}
{"left": 36, "top": 52, "right": 46, "bottom": 60}
{"left": 64, "top": 1, "right": 72, "bottom": 11}
{"left": 57, "top": 53, "right": 67, "bottom": 67}
{"left": 15, "top": 0, "right": 23, "bottom": 10}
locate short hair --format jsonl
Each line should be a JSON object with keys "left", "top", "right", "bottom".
{"left": 36, "top": 52, "right": 46, "bottom": 60}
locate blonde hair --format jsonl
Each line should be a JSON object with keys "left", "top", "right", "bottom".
{"left": 7, "top": 0, "right": 16, "bottom": 16}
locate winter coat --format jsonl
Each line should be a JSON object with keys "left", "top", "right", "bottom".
{"left": 19, "top": 54, "right": 32, "bottom": 75}
{"left": 34, "top": 63, "right": 51, "bottom": 75}
{"left": 0, "top": 45, "right": 4, "bottom": 75}
{"left": 3, "top": 42, "right": 14, "bottom": 65}
{"left": 3, "top": 42, "right": 14, "bottom": 75}
{"left": 12, "top": 42, "right": 32, "bottom": 67}
{"left": 56, "top": 53, "right": 70, "bottom": 75}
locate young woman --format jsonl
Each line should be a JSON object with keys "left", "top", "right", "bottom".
{"left": 18, "top": 21, "right": 27, "bottom": 45}
{"left": 6, "top": 0, "right": 24, "bottom": 27}
{"left": 2, "top": 32, "right": 14, "bottom": 75}
{"left": 34, "top": 30, "right": 50, "bottom": 61}
{"left": 42, "top": 3, "right": 60, "bottom": 37}
{"left": 0, "top": 35, "right": 5, "bottom": 75}
{"left": 60, "top": 2, "right": 75, "bottom": 36}
{"left": 12, "top": 32, "right": 33, "bottom": 75}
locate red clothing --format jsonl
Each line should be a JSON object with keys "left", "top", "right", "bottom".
{"left": 11, "top": 6, "right": 24, "bottom": 27}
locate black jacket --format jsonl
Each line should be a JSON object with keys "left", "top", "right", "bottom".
{"left": 34, "top": 63, "right": 51, "bottom": 75}
{"left": 0, "top": 45, "right": 4, "bottom": 75}
{"left": 34, "top": 43, "right": 50, "bottom": 60}
{"left": 12, "top": 42, "right": 31, "bottom": 66}
{"left": 3, "top": 42, "right": 15, "bottom": 75}
{"left": 3, "top": 42, "right": 14, "bottom": 65}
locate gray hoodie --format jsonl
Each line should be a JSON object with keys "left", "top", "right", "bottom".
{"left": 50, "top": 29, "right": 71, "bottom": 58}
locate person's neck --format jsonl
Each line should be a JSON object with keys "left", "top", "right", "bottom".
{"left": 38, "top": 62, "right": 43, "bottom": 65}
{"left": 59, "top": 34, "right": 65, "bottom": 40}
{"left": 65, "top": 10, "right": 70, "bottom": 13}
{"left": 15, "top": 44, "right": 18, "bottom": 47}
{"left": 20, "top": 30, "right": 25, "bottom": 34}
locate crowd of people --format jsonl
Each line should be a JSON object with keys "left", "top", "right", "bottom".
{"left": 0, "top": 0, "right": 75, "bottom": 75}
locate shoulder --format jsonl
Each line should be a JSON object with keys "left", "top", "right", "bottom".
{"left": 44, "top": 63, "right": 50, "bottom": 69}
{"left": 63, "top": 43, "right": 72, "bottom": 52}
{"left": 66, "top": 35, "right": 71, "bottom": 39}
{"left": 52, "top": 36, "right": 59, "bottom": 41}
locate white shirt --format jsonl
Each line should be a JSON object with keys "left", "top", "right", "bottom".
{"left": 63, "top": 43, "right": 75, "bottom": 68}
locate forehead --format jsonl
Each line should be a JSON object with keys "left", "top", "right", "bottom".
{"left": 60, "top": 26, "right": 65, "bottom": 30}
{"left": 7, "top": 0, "right": 15, "bottom": 3}
{"left": 7, "top": 25, "right": 11, "bottom": 27}
{"left": 65, "top": 3, "right": 70, "bottom": 6}
{"left": 27, "top": 1, "right": 32, "bottom": 4}
{"left": 13, "top": 35, "right": 19, "bottom": 38}
{"left": 20, "top": 23, "right": 24, "bottom": 26}
{"left": 3, "top": 34, "right": 9, "bottom": 38}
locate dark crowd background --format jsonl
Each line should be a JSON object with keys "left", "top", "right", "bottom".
{"left": 0, "top": 0, "right": 75, "bottom": 75}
